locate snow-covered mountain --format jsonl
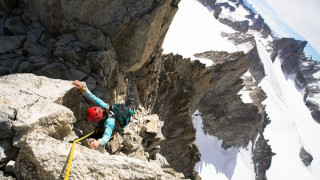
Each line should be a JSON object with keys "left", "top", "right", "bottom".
{"left": 163, "top": 0, "right": 320, "bottom": 179}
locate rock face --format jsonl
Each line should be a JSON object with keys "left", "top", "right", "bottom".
{"left": 271, "top": 38, "right": 307, "bottom": 75}
{"left": 132, "top": 48, "right": 267, "bottom": 177}
{"left": 25, "top": 0, "right": 180, "bottom": 72}
{"left": 0, "top": 74, "right": 184, "bottom": 180}
{"left": 299, "top": 59, "right": 320, "bottom": 123}
{"left": 193, "top": 51, "right": 267, "bottom": 148}
{"left": 0, "top": 0, "right": 180, "bottom": 103}
{"left": 252, "top": 135, "right": 274, "bottom": 180}
{"left": 220, "top": 32, "right": 266, "bottom": 82}
{"left": 247, "top": 46, "right": 266, "bottom": 82}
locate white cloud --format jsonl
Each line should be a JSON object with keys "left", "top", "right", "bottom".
{"left": 265, "top": 0, "right": 320, "bottom": 55}
{"left": 246, "top": 0, "right": 320, "bottom": 59}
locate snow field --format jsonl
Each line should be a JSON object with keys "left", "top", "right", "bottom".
{"left": 162, "top": 0, "right": 320, "bottom": 179}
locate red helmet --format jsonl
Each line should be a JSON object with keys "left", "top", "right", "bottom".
{"left": 86, "top": 106, "right": 103, "bottom": 122}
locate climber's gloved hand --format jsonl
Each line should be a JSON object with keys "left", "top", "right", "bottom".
{"left": 88, "top": 139, "right": 101, "bottom": 150}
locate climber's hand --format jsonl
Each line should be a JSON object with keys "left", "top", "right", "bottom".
{"left": 88, "top": 139, "right": 101, "bottom": 150}
{"left": 72, "top": 80, "right": 83, "bottom": 89}
{"left": 72, "top": 80, "right": 85, "bottom": 93}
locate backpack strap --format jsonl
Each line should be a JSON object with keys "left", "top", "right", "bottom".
{"left": 121, "top": 106, "right": 125, "bottom": 115}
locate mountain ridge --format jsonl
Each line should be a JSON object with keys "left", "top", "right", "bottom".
{"left": 1, "top": 0, "right": 320, "bottom": 179}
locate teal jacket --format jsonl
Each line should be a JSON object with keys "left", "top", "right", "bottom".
{"left": 82, "top": 87, "right": 115, "bottom": 146}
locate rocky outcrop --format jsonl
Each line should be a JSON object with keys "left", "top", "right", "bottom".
{"left": 299, "top": 147, "right": 313, "bottom": 166}
{"left": 0, "top": 74, "right": 185, "bottom": 179}
{"left": 247, "top": 46, "right": 266, "bottom": 82}
{"left": 193, "top": 51, "right": 266, "bottom": 149}
{"left": 135, "top": 52, "right": 207, "bottom": 178}
{"left": 220, "top": 32, "right": 265, "bottom": 82}
{"left": 299, "top": 59, "right": 320, "bottom": 123}
{"left": 250, "top": 15, "right": 272, "bottom": 38}
{"left": 198, "top": 0, "right": 271, "bottom": 37}
{"left": 0, "top": 74, "right": 79, "bottom": 179}
{"left": 219, "top": 18, "right": 249, "bottom": 33}
{"left": 271, "top": 38, "right": 307, "bottom": 75}
{"left": 252, "top": 135, "right": 274, "bottom": 180}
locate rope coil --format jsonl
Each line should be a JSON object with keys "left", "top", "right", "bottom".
{"left": 64, "top": 130, "right": 96, "bottom": 180}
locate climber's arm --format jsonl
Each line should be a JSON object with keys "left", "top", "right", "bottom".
{"left": 98, "top": 118, "right": 116, "bottom": 146}
{"left": 72, "top": 80, "right": 109, "bottom": 109}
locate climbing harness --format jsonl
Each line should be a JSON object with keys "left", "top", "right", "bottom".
{"left": 64, "top": 130, "right": 96, "bottom": 180}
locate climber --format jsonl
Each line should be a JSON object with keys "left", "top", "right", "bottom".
{"left": 72, "top": 80, "right": 134, "bottom": 150}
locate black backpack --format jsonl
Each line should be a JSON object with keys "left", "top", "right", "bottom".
{"left": 110, "top": 104, "right": 131, "bottom": 129}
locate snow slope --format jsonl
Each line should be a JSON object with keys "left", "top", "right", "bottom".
{"left": 192, "top": 111, "right": 255, "bottom": 180}
{"left": 256, "top": 36, "right": 320, "bottom": 180}
{"left": 162, "top": 0, "right": 320, "bottom": 179}
{"left": 162, "top": 0, "right": 252, "bottom": 66}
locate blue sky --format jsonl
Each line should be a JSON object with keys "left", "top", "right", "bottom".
{"left": 244, "top": 0, "right": 320, "bottom": 61}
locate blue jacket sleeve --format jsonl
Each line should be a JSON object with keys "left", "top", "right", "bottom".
{"left": 98, "top": 117, "right": 116, "bottom": 146}
{"left": 82, "top": 86, "right": 110, "bottom": 110}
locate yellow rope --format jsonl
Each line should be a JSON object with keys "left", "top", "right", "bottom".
{"left": 64, "top": 130, "right": 96, "bottom": 180}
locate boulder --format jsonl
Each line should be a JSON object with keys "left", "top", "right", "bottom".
{"left": 55, "top": 33, "right": 76, "bottom": 46}
{"left": 62, "top": 68, "right": 86, "bottom": 81}
{"left": 5, "top": 160, "right": 15, "bottom": 174}
{"left": 14, "top": 131, "right": 178, "bottom": 180}
{"left": 4, "top": 16, "right": 28, "bottom": 35}
{"left": 107, "top": 133, "right": 124, "bottom": 153}
{"left": 33, "top": 63, "right": 63, "bottom": 79}
{"left": 87, "top": 50, "right": 119, "bottom": 89}
{"left": 0, "top": 118, "right": 14, "bottom": 139}
{"left": 0, "top": 105, "right": 16, "bottom": 138}
{"left": 300, "top": 147, "right": 313, "bottom": 166}
{"left": 0, "top": 54, "right": 24, "bottom": 76}
{"left": 84, "top": 77, "right": 97, "bottom": 91}
{"left": 0, "top": 36, "right": 25, "bottom": 54}
{"left": 23, "top": 42, "right": 49, "bottom": 56}
{"left": 26, "top": 28, "right": 43, "bottom": 44}
{"left": 13, "top": 98, "right": 75, "bottom": 141}
{"left": 145, "top": 118, "right": 158, "bottom": 134}
{"left": 0, "top": 73, "right": 80, "bottom": 118}
{"left": 75, "top": 27, "right": 107, "bottom": 51}
{"left": 0, "top": 141, "right": 18, "bottom": 163}
{"left": 28, "top": 56, "right": 50, "bottom": 70}
{"left": 17, "top": 61, "right": 34, "bottom": 73}
{"left": 122, "top": 134, "right": 142, "bottom": 151}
